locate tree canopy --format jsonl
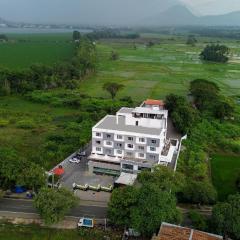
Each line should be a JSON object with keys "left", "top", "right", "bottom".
{"left": 211, "top": 194, "right": 240, "bottom": 239}
{"left": 200, "top": 44, "right": 229, "bottom": 63}
{"left": 34, "top": 187, "right": 78, "bottom": 225}
{"left": 108, "top": 181, "right": 181, "bottom": 236}
{"left": 103, "top": 82, "right": 124, "bottom": 100}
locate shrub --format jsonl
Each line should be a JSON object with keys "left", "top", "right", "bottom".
{"left": 0, "top": 119, "right": 9, "bottom": 127}
{"left": 189, "top": 210, "right": 207, "bottom": 231}
{"left": 16, "top": 119, "right": 36, "bottom": 129}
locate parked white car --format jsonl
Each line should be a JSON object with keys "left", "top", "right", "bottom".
{"left": 69, "top": 157, "right": 80, "bottom": 164}
{"left": 78, "top": 151, "right": 86, "bottom": 156}
{"left": 77, "top": 218, "right": 94, "bottom": 228}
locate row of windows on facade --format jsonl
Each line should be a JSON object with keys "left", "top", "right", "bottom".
{"left": 95, "top": 140, "right": 156, "bottom": 152}
{"left": 95, "top": 132, "right": 157, "bottom": 144}
{"left": 95, "top": 147, "right": 157, "bottom": 160}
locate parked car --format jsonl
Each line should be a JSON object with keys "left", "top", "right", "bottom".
{"left": 78, "top": 151, "right": 86, "bottom": 156}
{"left": 77, "top": 217, "right": 94, "bottom": 228}
{"left": 69, "top": 157, "right": 81, "bottom": 164}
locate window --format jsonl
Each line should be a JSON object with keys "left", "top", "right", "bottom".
{"left": 117, "top": 135, "right": 123, "bottom": 139}
{"left": 106, "top": 134, "right": 111, "bottom": 138}
{"left": 117, "top": 150, "right": 122, "bottom": 154}
{"left": 149, "top": 155, "right": 156, "bottom": 160}
{"left": 96, "top": 147, "right": 102, "bottom": 152}
{"left": 96, "top": 132, "right": 101, "bottom": 137}
{"left": 150, "top": 147, "right": 156, "bottom": 152}
{"left": 122, "top": 164, "right": 133, "bottom": 170}
{"left": 138, "top": 153, "right": 144, "bottom": 158}
{"left": 127, "top": 144, "right": 133, "bottom": 149}
{"left": 128, "top": 137, "right": 133, "bottom": 141}
{"left": 138, "top": 146, "right": 144, "bottom": 150}
{"left": 126, "top": 152, "right": 133, "bottom": 157}
{"left": 139, "top": 137, "right": 145, "bottom": 143}
{"left": 136, "top": 121, "right": 139, "bottom": 126}
{"left": 106, "top": 141, "right": 112, "bottom": 146}
{"left": 151, "top": 139, "right": 157, "bottom": 144}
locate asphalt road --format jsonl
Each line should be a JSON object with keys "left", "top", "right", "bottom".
{"left": 0, "top": 198, "right": 107, "bottom": 219}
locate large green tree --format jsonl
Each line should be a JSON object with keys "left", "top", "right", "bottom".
{"left": 131, "top": 184, "right": 182, "bottom": 236}
{"left": 200, "top": 44, "right": 229, "bottom": 63}
{"left": 108, "top": 186, "right": 138, "bottom": 227}
{"left": 103, "top": 82, "right": 124, "bottom": 100}
{"left": 34, "top": 187, "right": 78, "bottom": 225}
{"left": 211, "top": 194, "right": 240, "bottom": 239}
{"left": 138, "top": 165, "right": 185, "bottom": 194}
{"left": 165, "top": 94, "right": 198, "bottom": 134}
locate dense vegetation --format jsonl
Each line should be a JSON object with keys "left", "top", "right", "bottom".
{"left": 108, "top": 166, "right": 182, "bottom": 237}
{"left": 34, "top": 187, "right": 78, "bottom": 225}
{"left": 200, "top": 44, "right": 230, "bottom": 63}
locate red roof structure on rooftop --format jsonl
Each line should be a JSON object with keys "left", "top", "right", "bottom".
{"left": 144, "top": 99, "right": 165, "bottom": 106}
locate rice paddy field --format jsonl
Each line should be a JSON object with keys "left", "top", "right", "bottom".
{"left": 211, "top": 154, "right": 240, "bottom": 201}
{"left": 0, "top": 33, "right": 74, "bottom": 69}
{"left": 79, "top": 36, "right": 240, "bottom": 101}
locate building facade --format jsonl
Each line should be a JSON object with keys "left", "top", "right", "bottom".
{"left": 88, "top": 99, "right": 181, "bottom": 176}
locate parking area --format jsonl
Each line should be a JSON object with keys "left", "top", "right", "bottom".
{"left": 56, "top": 144, "right": 114, "bottom": 202}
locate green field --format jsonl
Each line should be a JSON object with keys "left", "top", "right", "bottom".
{"left": 211, "top": 154, "right": 240, "bottom": 201}
{"left": 0, "top": 95, "right": 79, "bottom": 169}
{"left": 79, "top": 38, "right": 240, "bottom": 101}
{"left": 0, "top": 33, "right": 74, "bottom": 69}
{"left": 0, "top": 223, "right": 122, "bottom": 240}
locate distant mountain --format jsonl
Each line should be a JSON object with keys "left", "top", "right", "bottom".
{"left": 145, "top": 5, "right": 197, "bottom": 26}
{"left": 144, "top": 4, "right": 240, "bottom": 26}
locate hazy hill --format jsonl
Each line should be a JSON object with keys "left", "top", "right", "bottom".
{"left": 144, "top": 4, "right": 240, "bottom": 26}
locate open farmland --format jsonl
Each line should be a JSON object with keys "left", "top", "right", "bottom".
{"left": 79, "top": 36, "right": 240, "bottom": 101}
{"left": 211, "top": 154, "right": 240, "bottom": 201}
{"left": 0, "top": 33, "right": 74, "bottom": 69}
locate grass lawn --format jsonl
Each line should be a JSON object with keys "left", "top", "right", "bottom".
{"left": 211, "top": 154, "right": 240, "bottom": 201}
{"left": 79, "top": 37, "right": 240, "bottom": 101}
{"left": 0, "top": 223, "right": 122, "bottom": 240}
{"left": 0, "top": 33, "right": 74, "bottom": 69}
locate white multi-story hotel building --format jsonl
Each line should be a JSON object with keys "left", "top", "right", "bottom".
{"left": 88, "top": 99, "right": 182, "bottom": 176}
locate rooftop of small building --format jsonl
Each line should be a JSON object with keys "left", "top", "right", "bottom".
{"left": 94, "top": 115, "right": 163, "bottom": 136}
{"left": 117, "top": 107, "right": 134, "bottom": 114}
{"left": 144, "top": 99, "right": 165, "bottom": 106}
{"left": 153, "top": 222, "right": 223, "bottom": 240}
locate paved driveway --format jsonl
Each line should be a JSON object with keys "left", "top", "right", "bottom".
{"left": 59, "top": 144, "right": 114, "bottom": 202}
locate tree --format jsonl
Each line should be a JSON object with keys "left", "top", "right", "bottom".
{"left": 165, "top": 94, "right": 198, "bottom": 134}
{"left": 72, "top": 31, "right": 81, "bottom": 42}
{"left": 181, "top": 180, "right": 217, "bottom": 205}
{"left": 108, "top": 186, "right": 138, "bottom": 227}
{"left": 103, "top": 82, "right": 124, "bottom": 100}
{"left": 190, "top": 79, "right": 234, "bottom": 119}
{"left": 110, "top": 51, "right": 119, "bottom": 61}
{"left": 0, "top": 34, "right": 8, "bottom": 42}
{"left": 131, "top": 183, "right": 182, "bottom": 236}
{"left": 186, "top": 35, "right": 197, "bottom": 46}
{"left": 138, "top": 165, "right": 185, "bottom": 194}
{"left": 188, "top": 210, "right": 207, "bottom": 231}
{"left": 34, "top": 187, "right": 78, "bottom": 225}
{"left": 211, "top": 194, "right": 240, "bottom": 239}
{"left": 200, "top": 44, "right": 229, "bottom": 63}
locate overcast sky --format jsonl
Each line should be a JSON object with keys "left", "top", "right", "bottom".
{"left": 0, "top": 0, "right": 240, "bottom": 25}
